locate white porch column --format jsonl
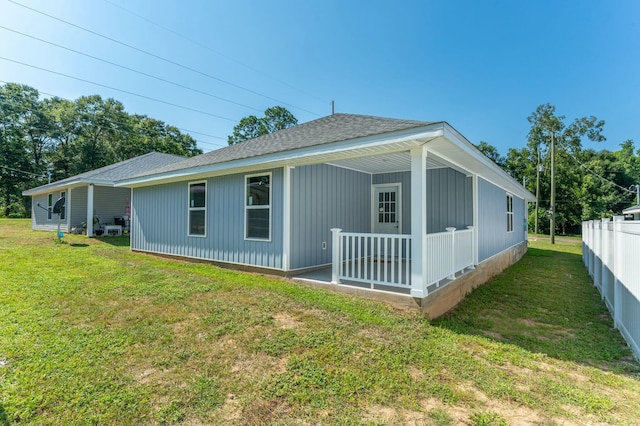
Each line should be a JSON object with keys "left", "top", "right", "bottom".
{"left": 472, "top": 174, "right": 479, "bottom": 265}
{"left": 86, "top": 184, "right": 94, "bottom": 237}
{"left": 330, "top": 228, "right": 342, "bottom": 284}
{"left": 282, "top": 166, "right": 292, "bottom": 271}
{"left": 410, "top": 145, "right": 428, "bottom": 298}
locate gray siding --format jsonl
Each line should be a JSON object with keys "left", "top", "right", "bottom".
{"left": 290, "top": 164, "right": 371, "bottom": 270}
{"left": 478, "top": 177, "right": 526, "bottom": 262}
{"left": 93, "top": 186, "right": 131, "bottom": 225}
{"left": 372, "top": 171, "right": 411, "bottom": 233}
{"left": 426, "top": 168, "right": 473, "bottom": 233}
{"left": 69, "top": 186, "right": 87, "bottom": 228}
{"left": 131, "top": 168, "right": 283, "bottom": 269}
{"left": 371, "top": 168, "right": 473, "bottom": 235}
{"left": 31, "top": 191, "right": 69, "bottom": 232}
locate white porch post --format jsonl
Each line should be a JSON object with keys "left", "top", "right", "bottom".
{"left": 472, "top": 174, "right": 479, "bottom": 265}
{"left": 410, "top": 145, "right": 428, "bottom": 298}
{"left": 86, "top": 184, "right": 94, "bottom": 237}
{"left": 446, "top": 227, "right": 456, "bottom": 279}
{"left": 282, "top": 166, "right": 292, "bottom": 271}
{"left": 330, "top": 228, "right": 342, "bottom": 284}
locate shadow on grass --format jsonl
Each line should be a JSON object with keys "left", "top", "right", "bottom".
{"left": 433, "top": 246, "right": 639, "bottom": 374}
{"left": 70, "top": 243, "right": 89, "bottom": 248}
{"left": 0, "top": 403, "right": 9, "bottom": 426}
{"left": 93, "top": 236, "right": 130, "bottom": 247}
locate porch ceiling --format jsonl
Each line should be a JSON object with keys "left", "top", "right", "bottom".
{"left": 325, "top": 151, "right": 448, "bottom": 174}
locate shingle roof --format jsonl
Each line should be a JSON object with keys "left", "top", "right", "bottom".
{"left": 126, "top": 114, "right": 435, "bottom": 179}
{"left": 23, "top": 152, "right": 185, "bottom": 195}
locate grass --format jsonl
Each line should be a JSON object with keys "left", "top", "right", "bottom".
{"left": 0, "top": 219, "right": 638, "bottom": 425}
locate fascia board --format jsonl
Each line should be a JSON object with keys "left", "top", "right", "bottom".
{"left": 22, "top": 179, "right": 115, "bottom": 196}
{"left": 116, "top": 124, "right": 446, "bottom": 188}
{"left": 442, "top": 124, "right": 536, "bottom": 201}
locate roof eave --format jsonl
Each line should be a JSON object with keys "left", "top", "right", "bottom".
{"left": 440, "top": 123, "right": 536, "bottom": 201}
{"left": 116, "top": 123, "right": 446, "bottom": 187}
{"left": 22, "top": 179, "right": 116, "bottom": 196}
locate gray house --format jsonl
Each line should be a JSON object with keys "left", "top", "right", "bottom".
{"left": 117, "top": 114, "right": 535, "bottom": 304}
{"left": 23, "top": 152, "right": 184, "bottom": 236}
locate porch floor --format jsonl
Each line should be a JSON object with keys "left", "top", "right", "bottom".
{"left": 291, "top": 267, "right": 469, "bottom": 297}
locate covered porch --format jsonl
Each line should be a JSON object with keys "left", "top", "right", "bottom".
{"left": 287, "top": 133, "right": 481, "bottom": 299}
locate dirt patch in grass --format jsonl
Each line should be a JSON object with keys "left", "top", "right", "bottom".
{"left": 273, "top": 312, "right": 300, "bottom": 329}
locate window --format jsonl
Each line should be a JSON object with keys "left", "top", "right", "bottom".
{"left": 188, "top": 182, "right": 206, "bottom": 236}
{"left": 506, "top": 194, "right": 514, "bottom": 232}
{"left": 245, "top": 173, "right": 271, "bottom": 240}
{"left": 47, "top": 193, "right": 53, "bottom": 220}
{"left": 59, "top": 191, "right": 66, "bottom": 220}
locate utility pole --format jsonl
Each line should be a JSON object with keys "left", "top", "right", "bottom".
{"left": 535, "top": 150, "right": 541, "bottom": 235}
{"left": 331, "top": 100, "right": 335, "bottom": 115}
{"left": 550, "top": 132, "right": 556, "bottom": 244}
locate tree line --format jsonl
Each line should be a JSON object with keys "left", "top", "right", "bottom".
{"left": 2, "top": 82, "right": 638, "bottom": 234}
{"left": 477, "top": 104, "right": 639, "bottom": 234}
{"left": 0, "top": 82, "right": 202, "bottom": 217}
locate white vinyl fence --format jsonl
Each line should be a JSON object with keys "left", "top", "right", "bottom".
{"left": 583, "top": 217, "right": 640, "bottom": 360}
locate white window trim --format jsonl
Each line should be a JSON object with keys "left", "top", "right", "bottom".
{"left": 188, "top": 181, "right": 207, "bottom": 238}
{"left": 244, "top": 172, "right": 272, "bottom": 242}
{"left": 47, "top": 193, "right": 53, "bottom": 221}
{"left": 507, "top": 193, "right": 514, "bottom": 233}
{"left": 370, "top": 182, "right": 402, "bottom": 234}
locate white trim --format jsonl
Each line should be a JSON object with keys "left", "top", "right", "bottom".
{"left": 371, "top": 183, "right": 402, "bottom": 234}
{"left": 472, "top": 174, "right": 479, "bottom": 265}
{"left": 23, "top": 178, "right": 116, "bottom": 196}
{"left": 506, "top": 193, "right": 514, "bottom": 233}
{"left": 86, "top": 184, "right": 94, "bottom": 237}
{"left": 187, "top": 180, "right": 207, "bottom": 238}
{"left": 244, "top": 172, "right": 272, "bottom": 242}
{"left": 410, "top": 145, "right": 428, "bottom": 298}
{"left": 67, "top": 188, "right": 72, "bottom": 229}
{"left": 116, "top": 125, "right": 445, "bottom": 187}
{"left": 282, "top": 166, "right": 292, "bottom": 270}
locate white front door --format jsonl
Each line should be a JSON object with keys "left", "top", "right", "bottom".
{"left": 373, "top": 184, "right": 401, "bottom": 234}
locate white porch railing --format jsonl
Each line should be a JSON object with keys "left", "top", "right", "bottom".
{"left": 331, "top": 231, "right": 412, "bottom": 289}
{"left": 331, "top": 227, "right": 475, "bottom": 292}
{"left": 425, "top": 227, "right": 474, "bottom": 286}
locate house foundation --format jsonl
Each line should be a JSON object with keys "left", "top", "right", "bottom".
{"left": 417, "top": 242, "right": 528, "bottom": 319}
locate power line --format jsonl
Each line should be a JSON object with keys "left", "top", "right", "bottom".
{"left": 558, "top": 141, "right": 635, "bottom": 194}
{"left": 0, "top": 56, "right": 238, "bottom": 123}
{"left": 0, "top": 25, "right": 264, "bottom": 114}
{"left": 102, "top": 0, "right": 327, "bottom": 104}
{"left": 7, "top": 0, "right": 322, "bottom": 117}
{"left": 0, "top": 80, "right": 228, "bottom": 147}
{"left": 0, "top": 164, "right": 45, "bottom": 178}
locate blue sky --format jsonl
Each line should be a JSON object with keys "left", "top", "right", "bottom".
{"left": 1, "top": 0, "right": 638, "bottom": 154}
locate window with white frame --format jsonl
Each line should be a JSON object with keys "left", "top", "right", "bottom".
{"left": 245, "top": 173, "right": 271, "bottom": 240}
{"left": 506, "top": 194, "right": 514, "bottom": 232}
{"left": 60, "top": 191, "right": 66, "bottom": 220}
{"left": 47, "top": 193, "right": 53, "bottom": 220}
{"left": 188, "top": 182, "right": 206, "bottom": 236}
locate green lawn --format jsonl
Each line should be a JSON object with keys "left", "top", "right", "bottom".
{"left": 0, "top": 219, "right": 638, "bottom": 425}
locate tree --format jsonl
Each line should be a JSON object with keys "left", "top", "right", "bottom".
{"left": 526, "top": 104, "right": 606, "bottom": 237}
{"left": 228, "top": 106, "right": 297, "bottom": 145}
{"left": 475, "top": 141, "right": 505, "bottom": 168}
